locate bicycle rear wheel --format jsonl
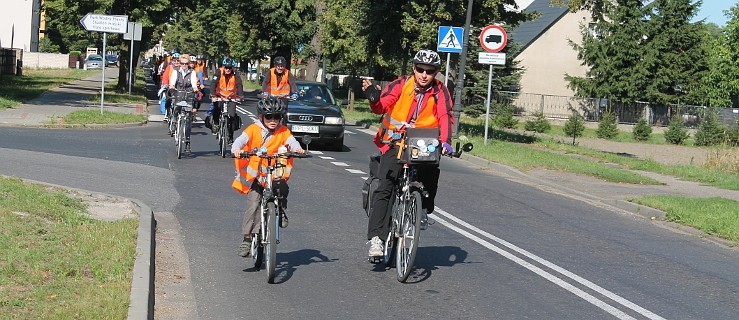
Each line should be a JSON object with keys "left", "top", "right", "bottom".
{"left": 176, "top": 115, "right": 184, "bottom": 159}
{"left": 265, "top": 202, "right": 278, "bottom": 283}
{"left": 396, "top": 190, "right": 422, "bottom": 282}
{"left": 251, "top": 233, "right": 262, "bottom": 269}
{"left": 219, "top": 117, "right": 228, "bottom": 158}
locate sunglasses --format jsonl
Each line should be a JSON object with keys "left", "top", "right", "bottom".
{"left": 264, "top": 114, "right": 283, "bottom": 120}
{"left": 414, "top": 66, "right": 437, "bottom": 75}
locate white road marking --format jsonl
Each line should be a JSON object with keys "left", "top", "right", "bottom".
{"left": 331, "top": 162, "right": 350, "bottom": 167}
{"left": 345, "top": 130, "right": 357, "bottom": 134}
{"left": 346, "top": 169, "right": 366, "bottom": 174}
{"left": 319, "top": 156, "right": 335, "bottom": 160}
{"left": 433, "top": 207, "right": 665, "bottom": 320}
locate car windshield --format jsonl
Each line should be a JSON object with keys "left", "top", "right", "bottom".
{"left": 296, "top": 84, "right": 335, "bottom": 105}
{"left": 106, "top": 55, "right": 117, "bottom": 61}
{"left": 88, "top": 55, "right": 103, "bottom": 61}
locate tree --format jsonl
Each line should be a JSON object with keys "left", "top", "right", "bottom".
{"left": 566, "top": 0, "right": 650, "bottom": 104}
{"left": 564, "top": 112, "right": 585, "bottom": 145}
{"left": 641, "top": 0, "right": 708, "bottom": 106}
{"left": 664, "top": 114, "right": 689, "bottom": 145}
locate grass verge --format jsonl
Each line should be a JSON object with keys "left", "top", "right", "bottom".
{"left": 88, "top": 72, "right": 148, "bottom": 104}
{"left": 0, "top": 176, "right": 137, "bottom": 318}
{"left": 0, "top": 69, "right": 97, "bottom": 110}
{"left": 57, "top": 110, "right": 145, "bottom": 125}
{"left": 630, "top": 195, "right": 739, "bottom": 242}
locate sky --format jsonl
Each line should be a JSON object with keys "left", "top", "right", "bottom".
{"left": 693, "top": 1, "right": 734, "bottom": 26}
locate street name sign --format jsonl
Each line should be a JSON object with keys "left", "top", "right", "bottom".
{"left": 80, "top": 14, "right": 129, "bottom": 34}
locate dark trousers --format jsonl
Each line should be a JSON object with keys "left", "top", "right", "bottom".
{"left": 213, "top": 100, "right": 238, "bottom": 138}
{"left": 367, "top": 147, "right": 440, "bottom": 240}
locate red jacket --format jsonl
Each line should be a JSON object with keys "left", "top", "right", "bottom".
{"left": 370, "top": 75, "right": 453, "bottom": 153}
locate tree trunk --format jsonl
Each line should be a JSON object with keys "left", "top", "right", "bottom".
{"left": 305, "top": 1, "right": 325, "bottom": 82}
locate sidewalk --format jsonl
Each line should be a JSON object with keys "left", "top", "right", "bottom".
{"left": 0, "top": 70, "right": 147, "bottom": 127}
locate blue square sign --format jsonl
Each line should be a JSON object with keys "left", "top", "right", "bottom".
{"left": 437, "top": 26, "right": 464, "bottom": 53}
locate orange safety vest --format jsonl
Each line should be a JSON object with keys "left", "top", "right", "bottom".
{"left": 161, "top": 64, "right": 174, "bottom": 86}
{"left": 376, "top": 76, "right": 439, "bottom": 143}
{"left": 217, "top": 72, "right": 237, "bottom": 98}
{"left": 268, "top": 67, "right": 291, "bottom": 96}
{"left": 232, "top": 125, "right": 295, "bottom": 194}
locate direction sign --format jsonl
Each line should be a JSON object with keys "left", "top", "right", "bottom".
{"left": 80, "top": 13, "right": 128, "bottom": 34}
{"left": 479, "top": 25, "right": 507, "bottom": 53}
{"left": 437, "top": 26, "right": 464, "bottom": 53}
{"left": 478, "top": 52, "right": 506, "bottom": 65}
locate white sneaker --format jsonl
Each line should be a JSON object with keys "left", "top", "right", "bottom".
{"left": 368, "top": 236, "right": 383, "bottom": 257}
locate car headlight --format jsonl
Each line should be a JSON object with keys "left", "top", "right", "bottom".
{"left": 325, "top": 117, "right": 344, "bottom": 125}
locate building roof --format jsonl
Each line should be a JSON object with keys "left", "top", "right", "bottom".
{"left": 508, "top": 0, "right": 570, "bottom": 52}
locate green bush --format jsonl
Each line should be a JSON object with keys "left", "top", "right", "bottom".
{"left": 727, "top": 120, "right": 739, "bottom": 147}
{"left": 563, "top": 112, "right": 585, "bottom": 145}
{"left": 632, "top": 118, "right": 652, "bottom": 141}
{"left": 492, "top": 104, "right": 519, "bottom": 129}
{"left": 695, "top": 111, "right": 726, "bottom": 146}
{"left": 665, "top": 114, "right": 689, "bottom": 145}
{"left": 524, "top": 112, "right": 551, "bottom": 133}
{"left": 596, "top": 111, "right": 619, "bottom": 139}
{"left": 464, "top": 103, "right": 484, "bottom": 118}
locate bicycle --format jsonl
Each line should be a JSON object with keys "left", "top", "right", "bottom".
{"left": 212, "top": 96, "right": 240, "bottom": 158}
{"left": 170, "top": 89, "right": 196, "bottom": 159}
{"left": 369, "top": 128, "right": 473, "bottom": 282}
{"left": 239, "top": 136, "right": 312, "bottom": 283}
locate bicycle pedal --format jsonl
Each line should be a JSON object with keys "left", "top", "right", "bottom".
{"left": 368, "top": 256, "right": 383, "bottom": 264}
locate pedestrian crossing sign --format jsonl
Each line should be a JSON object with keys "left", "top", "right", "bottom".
{"left": 437, "top": 26, "right": 464, "bottom": 53}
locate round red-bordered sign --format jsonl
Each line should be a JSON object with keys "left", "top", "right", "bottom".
{"left": 479, "top": 25, "right": 507, "bottom": 53}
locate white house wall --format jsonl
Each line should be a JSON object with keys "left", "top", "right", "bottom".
{"left": 0, "top": 0, "right": 40, "bottom": 52}
{"left": 517, "top": 10, "right": 590, "bottom": 97}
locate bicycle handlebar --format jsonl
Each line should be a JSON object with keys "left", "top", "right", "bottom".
{"left": 237, "top": 150, "right": 311, "bottom": 159}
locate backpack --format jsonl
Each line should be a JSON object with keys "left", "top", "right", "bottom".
{"left": 361, "top": 154, "right": 381, "bottom": 217}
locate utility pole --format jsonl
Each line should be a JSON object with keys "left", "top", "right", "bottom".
{"left": 452, "top": 0, "right": 474, "bottom": 137}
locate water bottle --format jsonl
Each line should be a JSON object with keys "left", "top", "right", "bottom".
{"left": 276, "top": 145, "right": 288, "bottom": 177}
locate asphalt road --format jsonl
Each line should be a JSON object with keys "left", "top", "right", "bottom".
{"left": 1, "top": 96, "right": 737, "bottom": 319}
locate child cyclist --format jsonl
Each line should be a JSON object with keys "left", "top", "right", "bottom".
{"left": 231, "top": 97, "right": 305, "bottom": 257}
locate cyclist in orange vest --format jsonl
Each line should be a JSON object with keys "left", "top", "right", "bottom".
{"left": 231, "top": 97, "right": 305, "bottom": 257}
{"left": 361, "top": 49, "right": 454, "bottom": 257}
{"left": 260, "top": 56, "right": 297, "bottom": 99}
{"left": 209, "top": 57, "right": 244, "bottom": 142}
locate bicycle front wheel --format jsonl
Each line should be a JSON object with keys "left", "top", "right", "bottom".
{"left": 265, "top": 201, "right": 278, "bottom": 283}
{"left": 176, "top": 116, "right": 184, "bottom": 159}
{"left": 396, "top": 190, "right": 422, "bottom": 282}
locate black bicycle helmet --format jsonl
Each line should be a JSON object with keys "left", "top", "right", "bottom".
{"left": 221, "top": 57, "right": 235, "bottom": 68}
{"left": 413, "top": 49, "right": 441, "bottom": 69}
{"left": 257, "top": 97, "right": 285, "bottom": 115}
{"left": 273, "top": 56, "right": 287, "bottom": 66}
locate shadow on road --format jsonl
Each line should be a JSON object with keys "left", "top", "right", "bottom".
{"left": 369, "top": 245, "right": 471, "bottom": 283}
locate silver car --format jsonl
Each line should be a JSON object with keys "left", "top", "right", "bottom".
{"left": 85, "top": 54, "right": 104, "bottom": 70}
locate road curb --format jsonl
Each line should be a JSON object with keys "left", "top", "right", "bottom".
{"left": 127, "top": 198, "right": 155, "bottom": 320}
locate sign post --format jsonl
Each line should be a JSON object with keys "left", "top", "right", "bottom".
{"left": 437, "top": 26, "right": 464, "bottom": 87}
{"left": 80, "top": 13, "right": 128, "bottom": 113}
{"left": 124, "top": 22, "right": 142, "bottom": 94}
{"left": 478, "top": 24, "right": 508, "bottom": 145}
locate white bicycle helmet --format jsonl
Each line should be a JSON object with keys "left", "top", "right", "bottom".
{"left": 413, "top": 49, "right": 441, "bottom": 69}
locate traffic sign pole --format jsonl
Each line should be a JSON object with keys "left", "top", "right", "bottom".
{"left": 101, "top": 32, "right": 106, "bottom": 114}
{"left": 444, "top": 53, "right": 451, "bottom": 87}
{"left": 484, "top": 64, "right": 493, "bottom": 145}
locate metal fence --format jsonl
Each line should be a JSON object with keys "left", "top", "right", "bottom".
{"left": 0, "top": 48, "right": 19, "bottom": 75}
{"left": 493, "top": 91, "right": 739, "bottom": 128}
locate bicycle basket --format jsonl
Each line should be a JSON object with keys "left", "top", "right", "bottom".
{"left": 400, "top": 127, "right": 441, "bottom": 164}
